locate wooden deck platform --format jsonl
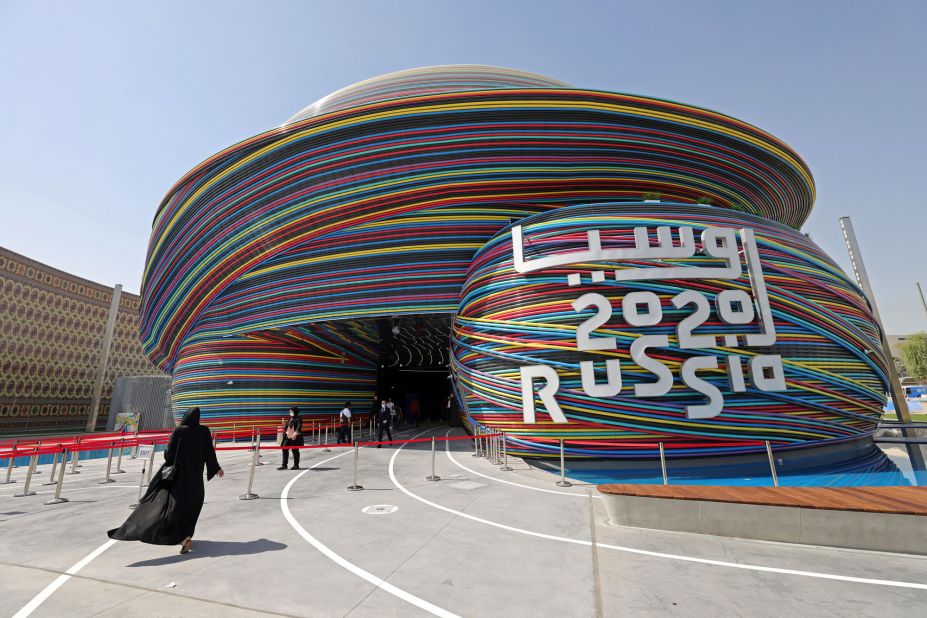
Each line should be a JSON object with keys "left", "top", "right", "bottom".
{"left": 598, "top": 484, "right": 927, "bottom": 515}
{"left": 597, "top": 484, "right": 927, "bottom": 554}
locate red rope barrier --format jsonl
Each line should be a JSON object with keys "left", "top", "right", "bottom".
{"left": 0, "top": 430, "right": 497, "bottom": 459}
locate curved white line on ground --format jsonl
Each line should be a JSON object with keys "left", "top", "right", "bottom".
{"left": 391, "top": 440, "right": 927, "bottom": 590}
{"left": 443, "top": 429, "right": 600, "bottom": 499}
{"left": 7, "top": 441, "right": 335, "bottom": 614}
{"left": 12, "top": 539, "right": 117, "bottom": 618}
{"left": 280, "top": 430, "right": 460, "bottom": 618}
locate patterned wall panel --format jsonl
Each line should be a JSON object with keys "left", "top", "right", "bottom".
{"left": 0, "top": 247, "right": 165, "bottom": 435}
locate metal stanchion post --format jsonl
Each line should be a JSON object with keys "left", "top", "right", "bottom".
{"left": 493, "top": 431, "right": 502, "bottom": 465}
{"left": 239, "top": 445, "right": 260, "bottom": 500}
{"left": 146, "top": 445, "right": 156, "bottom": 485}
{"left": 114, "top": 437, "right": 126, "bottom": 473}
{"left": 14, "top": 448, "right": 38, "bottom": 496}
{"left": 99, "top": 442, "right": 116, "bottom": 483}
{"left": 130, "top": 431, "right": 139, "bottom": 459}
{"left": 69, "top": 438, "right": 81, "bottom": 474}
{"left": 659, "top": 442, "right": 668, "bottom": 486}
{"left": 232, "top": 422, "right": 237, "bottom": 444}
{"left": 556, "top": 439, "right": 572, "bottom": 487}
{"left": 351, "top": 421, "right": 354, "bottom": 444}
{"left": 323, "top": 425, "right": 331, "bottom": 452}
{"left": 347, "top": 442, "right": 363, "bottom": 491}
{"left": 44, "top": 449, "right": 69, "bottom": 504}
{"left": 33, "top": 441, "right": 43, "bottom": 475}
{"left": 472, "top": 427, "right": 481, "bottom": 457}
{"left": 253, "top": 431, "right": 264, "bottom": 466}
{"left": 765, "top": 440, "right": 779, "bottom": 487}
{"left": 2, "top": 443, "right": 17, "bottom": 484}
{"left": 43, "top": 448, "right": 60, "bottom": 485}
{"left": 426, "top": 437, "right": 441, "bottom": 481}
{"left": 131, "top": 459, "right": 146, "bottom": 510}
{"left": 500, "top": 431, "right": 513, "bottom": 471}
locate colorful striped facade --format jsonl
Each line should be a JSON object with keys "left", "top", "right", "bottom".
{"left": 454, "top": 204, "right": 885, "bottom": 458}
{"left": 140, "top": 65, "right": 884, "bottom": 456}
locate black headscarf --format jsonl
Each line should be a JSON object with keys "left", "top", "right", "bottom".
{"left": 180, "top": 407, "right": 201, "bottom": 427}
{"left": 289, "top": 406, "right": 300, "bottom": 416}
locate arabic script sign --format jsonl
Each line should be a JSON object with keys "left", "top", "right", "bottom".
{"left": 514, "top": 224, "right": 785, "bottom": 422}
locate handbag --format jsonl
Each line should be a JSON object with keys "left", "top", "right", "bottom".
{"left": 161, "top": 464, "right": 177, "bottom": 481}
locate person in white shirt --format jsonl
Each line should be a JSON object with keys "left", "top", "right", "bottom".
{"left": 338, "top": 403, "right": 352, "bottom": 444}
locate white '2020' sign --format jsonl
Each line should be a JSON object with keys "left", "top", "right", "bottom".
{"left": 513, "top": 224, "right": 786, "bottom": 422}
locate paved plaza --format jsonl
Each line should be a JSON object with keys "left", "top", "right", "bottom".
{"left": 2, "top": 425, "right": 926, "bottom": 617}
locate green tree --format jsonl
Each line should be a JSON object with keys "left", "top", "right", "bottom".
{"left": 899, "top": 333, "right": 927, "bottom": 381}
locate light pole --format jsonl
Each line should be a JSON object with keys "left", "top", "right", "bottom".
{"left": 917, "top": 282, "right": 927, "bottom": 321}
{"left": 839, "top": 217, "right": 925, "bottom": 470}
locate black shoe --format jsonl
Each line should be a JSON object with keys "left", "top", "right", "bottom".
{"left": 377, "top": 445, "right": 381, "bottom": 449}
{"left": 290, "top": 465, "right": 300, "bottom": 470}
{"left": 277, "top": 466, "right": 287, "bottom": 470}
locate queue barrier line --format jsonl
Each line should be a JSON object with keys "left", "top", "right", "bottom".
{"left": 0, "top": 430, "right": 491, "bottom": 459}
{"left": 214, "top": 432, "right": 499, "bottom": 452}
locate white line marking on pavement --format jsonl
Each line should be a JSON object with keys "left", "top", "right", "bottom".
{"left": 8, "top": 444, "right": 264, "bottom": 614}
{"left": 280, "top": 431, "right": 460, "bottom": 618}
{"left": 12, "top": 539, "right": 118, "bottom": 618}
{"left": 443, "top": 429, "right": 600, "bottom": 498}
{"left": 391, "top": 439, "right": 927, "bottom": 590}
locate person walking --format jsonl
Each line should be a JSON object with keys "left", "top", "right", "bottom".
{"left": 376, "top": 399, "right": 392, "bottom": 447}
{"left": 387, "top": 397, "right": 399, "bottom": 428}
{"left": 108, "top": 407, "right": 223, "bottom": 554}
{"left": 338, "top": 402, "right": 352, "bottom": 444}
{"left": 279, "top": 407, "right": 304, "bottom": 470}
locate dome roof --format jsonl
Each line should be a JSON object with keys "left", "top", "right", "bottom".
{"left": 284, "top": 64, "right": 570, "bottom": 124}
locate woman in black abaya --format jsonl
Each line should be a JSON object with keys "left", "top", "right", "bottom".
{"left": 108, "top": 407, "right": 223, "bottom": 554}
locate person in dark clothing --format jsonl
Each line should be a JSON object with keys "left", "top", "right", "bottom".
{"left": 376, "top": 399, "right": 392, "bottom": 447}
{"left": 338, "top": 402, "right": 352, "bottom": 444}
{"left": 279, "top": 406, "right": 304, "bottom": 470}
{"left": 108, "top": 407, "right": 223, "bottom": 554}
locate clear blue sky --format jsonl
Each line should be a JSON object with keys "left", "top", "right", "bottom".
{"left": 1, "top": 0, "right": 924, "bottom": 332}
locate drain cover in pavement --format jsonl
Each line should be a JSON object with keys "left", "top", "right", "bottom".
{"left": 362, "top": 504, "right": 399, "bottom": 515}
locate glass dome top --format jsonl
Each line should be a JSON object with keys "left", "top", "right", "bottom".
{"left": 284, "top": 64, "right": 570, "bottom": 125}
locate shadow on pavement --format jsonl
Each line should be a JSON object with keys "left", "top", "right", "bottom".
{"left": 127, "top": 538, "right": 287, "bottom": 566}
